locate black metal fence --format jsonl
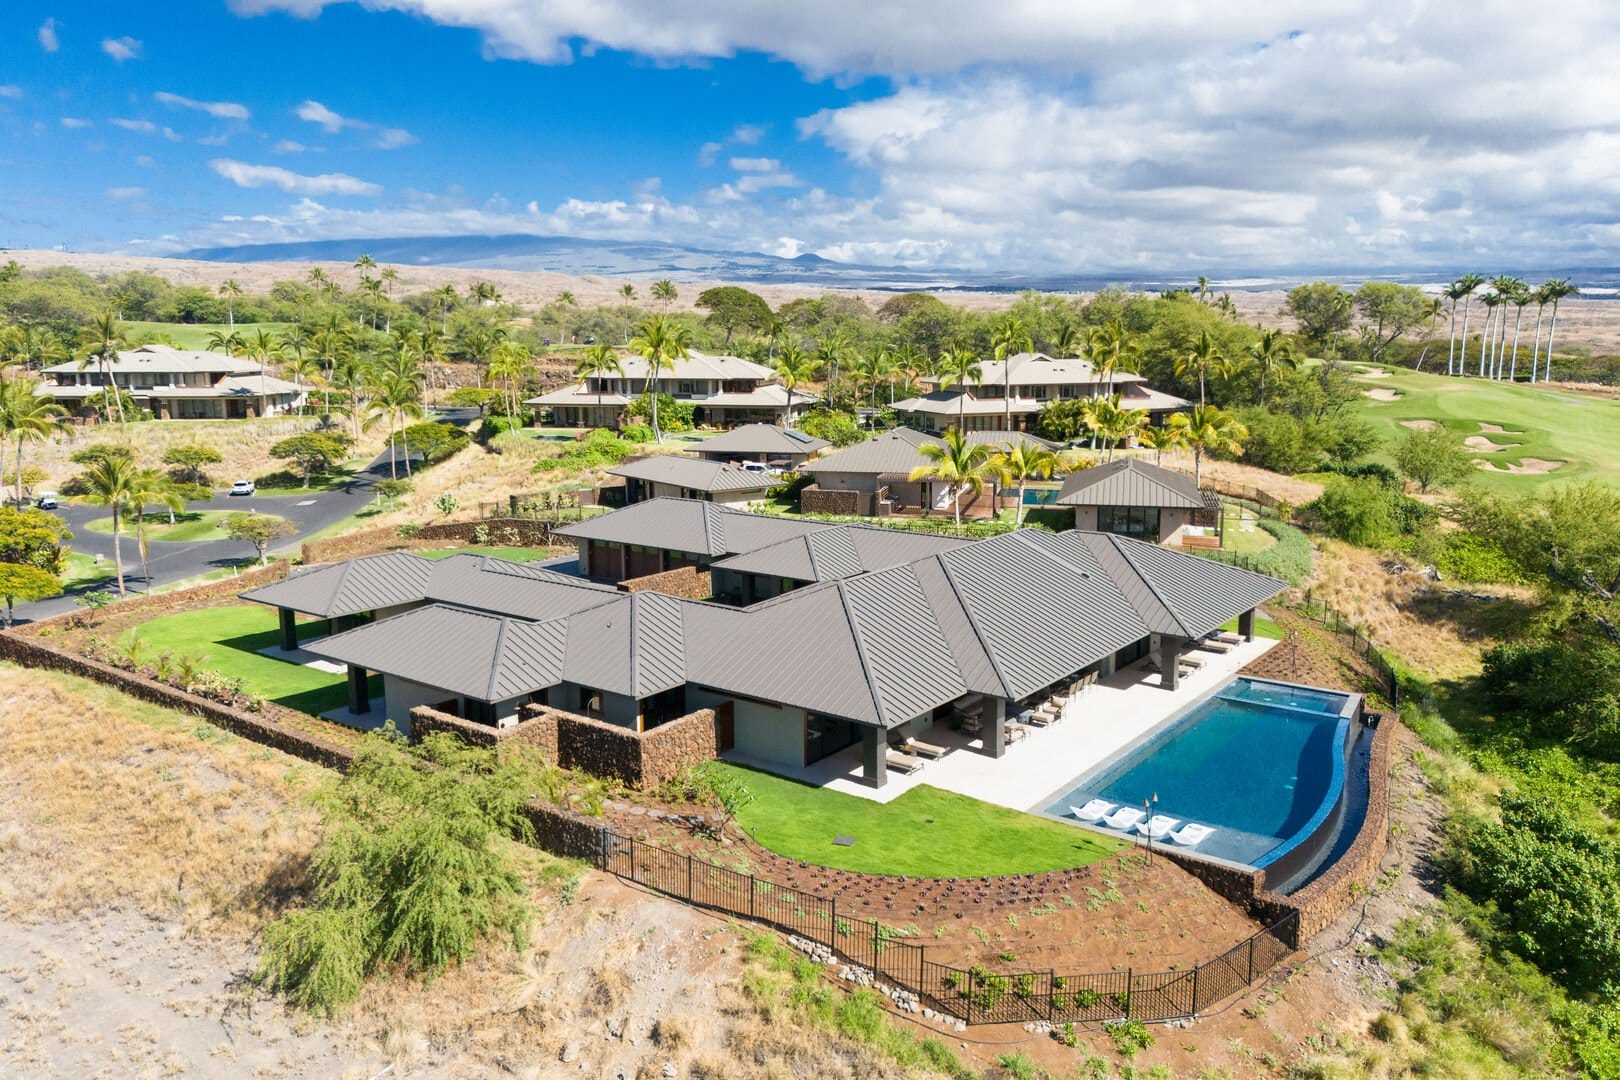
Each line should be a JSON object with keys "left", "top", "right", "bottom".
{"left": 599, "top": 832, "right": 1298, "bottom": 1026}
{"left": 1292, "top": 595, "right": 1402, "bottom": 707}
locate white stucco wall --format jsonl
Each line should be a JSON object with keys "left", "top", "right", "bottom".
{"left": 383, "top": 676, "right": 458, "bottom": 728}
{"left": 689, "top": 688, "right": 806, "bottom": 769}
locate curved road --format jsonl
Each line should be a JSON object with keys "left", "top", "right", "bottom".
{"left": 12, "top": 408, "right": 480, "bottom": 624}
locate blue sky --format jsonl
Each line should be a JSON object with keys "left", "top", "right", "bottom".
{"left": 3, "top": 1, "right": 1618, "bottom": 273}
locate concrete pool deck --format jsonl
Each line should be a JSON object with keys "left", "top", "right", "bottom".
{"left": 722, "top": 634, "right": 1279, "bottom": 808}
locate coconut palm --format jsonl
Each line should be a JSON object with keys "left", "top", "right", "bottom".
{"left": 1453, "top": 273, "right": 1484, "bottom": 377}
{"left": 329, "top": 353, "right": 374, "bottom": 443}
{"left": 936, "top": 347, "right": 984, "bottom": 430}
{"left": 989, "top": 314, "right": 1033, "bottom": 431}
{"left": 1089, "top": 320, "right": 1139, "bottom": 398}
{"left": 1246, "top": 329, "right": 1295, "bottom": 404}
{"left": 628, "top": 314, "right": 691, "bottom": 442}
{"left": 1540, "top": 279, "right": 1579, "bottom": 383}
{"left": 1506, "top": 282, "right": 1530, "bottom": 382}
{"left": 1489, "top": 276, "right": 1523, "bottom": 379}
{"left": 908, "top": 428, "right": 995, "bottom": 534}
{"left": 16, "top": 326, "right": 67, "bottom": 372}
{"left": 773, "top": 343, "right": 819, "bottom": 427}
{"left": 218, "top": 279, "right": 243, "bottom": 330}
{"left": 79, "top": 313, "right": 129, "bottom": 424}
{"left": 816, "top": 329, "right": 853, "bottom": 412}
{"left": 890, "top": 341, "right": 924, "bottom": 399}
{"left": 353, "top": 253, "right": 377, "bottom": 281}
{"left": 651, "top": 279, "right": 677, "bottom": 313}
{"left": 1477, "top": 290, "right": 1502, "bottom": 380}
{"left": 846, "top": 347, "right": 881, "bottom": 413}
{"left": 1168, "top": 405, "right": 1248, "bottom": 487}
{"left": 468, "top": 281, "right": 501, "bottom": 307}
{"left": 994, "top": 438, "right": 1059, "bottom": 526}
{"left": 1139, "top": 424, "right": 1184, "bottom": 466}
{"left": 486, "top": 341, "right": 533, "bottom": 427}
{"left": 1051, "top": 321, "right": 1080, "bottom": 359}
{"left": 870, "top": 346, "right": 899, "bottom": 406}
{"left": 379, "top": 267, "right": 399, "bottom": 331}
{"left": 555, "top": 290, "right": 578, "bottom": 343}
{"left": 1528, "top": 283, "right": 1550, "bottom": 383}
{"left": 574, "top": 343, "right": 624, "bottom": 427}
{"left": 365, "top": 369, "right": 425, "bottom": 479}
{"left": 306, "top": 266, "right": 331, "bottom": 293}
{"left": 82, "top": 452, "right": 138, "bottom": 597}
{"left": 1174, "top": 331, "right": 1224, "bottom": 406}
{"left": 432, "top": 284, "right": 459, "bottom": 334}
{"left": 0, "top": 376, "right": 68, "bottom": 502}
{"left": 126, "top": 467, "right": 184, "bottom": 593}
{"left": 205, "top": 327, "right": 246, "bottom": 356}
{"left": 1441, "top": 279, "right": 1471, "bottom": 375}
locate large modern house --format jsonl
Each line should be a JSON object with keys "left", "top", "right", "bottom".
{"left": 692, "top": 424, "right": 829, "bottom": 468}
{"left": 892, "top": 352, "right": 1191, "bottom": 434}
{"left": 1056, "top": 458, "right": 1216, "bottom": 543}
{"left": 526, "top": 351, "right": 815, "bottom": 429}
{"left": 37, "top": 343, "right": 305, "bottom": 420}
{"left": 242, "top": 498, "right": 1284, "bottom": 788}
{"left": 607, "top": 454, "right": 775, "bottom": 506}
{"left": 802, "top": 428, "right": 1057, "bottom": 516}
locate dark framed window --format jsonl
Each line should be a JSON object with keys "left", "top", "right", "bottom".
{"left": 1097, "top": 505, "right": 1161, "bottom": 538}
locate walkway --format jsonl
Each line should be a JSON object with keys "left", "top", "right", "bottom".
{"left": 723, "top": 634, "right": 1279, "bottom": 810}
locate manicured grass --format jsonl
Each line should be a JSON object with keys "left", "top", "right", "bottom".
{"left": 418, "top": 546, "right": 558, "bottom": 562}
{"left": 1218, "top": 613, "right": 1284, "bottom": 640}
{"left": 61, "top": 551, "right": 115, "bottom": 590}
{"left": 84, "top": 509, "right": 267, "bottom": 543}
{"left": 1346, "top": 363, "right": 1620, "bottom": 492}
{"left": 128, "top": 603, "right": 378, "bottom": 715}
{"left": 250, "top": 464, "right": 363, "bottom": 497}
{"left": 1221, "top": 506, "right": 1277, "bottom": 554}
{"left": 711, "top": 763, "right": 1125, "bottom": 877}
{"left": 124, "top": 321, "right": 295, "bottom": 350}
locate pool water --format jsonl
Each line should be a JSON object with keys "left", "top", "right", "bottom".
{"left": 1021, "top": 487, "right": 1061, "bottom": 505}
{"left": 1040, "top": 677, "right": 1355, "bottom": 867}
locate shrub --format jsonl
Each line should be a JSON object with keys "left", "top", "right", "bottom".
{"left": 1432, "top": 531, "right": 1526, "bottom": 584}
{"left": 532, "top": 428, "right": 640, "bottom": 474}
{"left": 623, "top": 393, "right": 694, "bottom": 432}
{"left": 1308, "top": 476, "right": 1399, "bottom": 546}
{"left": 1197, "top": 518, "right": 1312, "bottom": 583}
{"left": 1104, "top": 1018, "right": 1155, "bottom": 1058}
{"left": 798, "top": 409, "right": 866, "bottom": 447}
{"left": 619, "top": 423, "right": 654, "bottom": 443}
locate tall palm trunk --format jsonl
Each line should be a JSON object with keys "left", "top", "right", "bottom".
{"left": 1458, "top": 299, "right": 1474, "bottom": 377}
{"left": 1545, "top": 301, "right": 1562, "bottom": 382}
{"left": 110, "top": 498, "right": 126, "bottom": 597}
{"left": 1496, "top": 308, "right": 1510, "bottom": 379}
{"left": 1528, "top": 304, "right": 1546, "bottom": 383}
{"left": 1446, "top": 299, "right": 1458, "bottom": 376}
{"left": 388, "top": 415, "right": 398, "bottom": 479}
{"left": 646, "top": 373, "right": 662, "bottom": 443}
{"left": 1508, "top": 306, "right": 1525, "bottom": 382}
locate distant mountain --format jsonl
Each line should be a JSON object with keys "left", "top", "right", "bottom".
{"left": 182, "top": 234, "right": 977, "bottom": 291}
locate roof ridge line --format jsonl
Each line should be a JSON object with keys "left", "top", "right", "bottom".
{"left": 833, "top": 580, "right": 889, "bottom": 729}
{"left": 626, "top": 592, "right": 643, "bottom": 700}
{"left": 485, "top": 615, "right": 512, "bottom": 701}
{"left": 1108, "top": 534, "right": 1194, "bottom": 637}
{"left": 934, "top": 552, "right": 1016, "bottom": 701}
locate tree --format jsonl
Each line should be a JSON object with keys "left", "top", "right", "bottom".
{"left": 1167, "top": 405, "right": 1248, "bottom": 486}
{"left": 1393, "top": 426, "right": 1474, "bottom": 493}
{"left": 468, "top": 281, "right": 500, "bottom": 307}
{"left": 0, "top": 376, "right": 68, "bottom": 503}
{"left": 772, "top": 344, "right": 818, "bottom": 426}
{"left": 1540, "top": 279, "right": 1579, "bottom": 383}
{"left": 0, "top": 563, "right": 59, "bottom": 626}
{"left": 994, "top": 438, "right": 1059, "bottom": 526}
{"left": 1506, "top": 281, "right": 1531, "bottom": 382}
{"left": 627, "top": 314, "right": 691, "bottom": 442}
{"left": 485, "top": 341, "right": 532, "bottom": 426}
{"left": 1441, "top": 279, "right": 1472, "bottom": 376}
{"left": 1139, "top": 424, "right": 1184, "bottom": 466}
{"left": 1284, "top": 283, "right": 1354, "bottom": 353}
{"left": 936, "top": 347, "right": 984, "bottom": 430}
{"left": 989, "top": 313, "right": 1034, "bottom": 431}
{"left": 909, "top": 428, "right": 995, "bottom": 534}
{"left": 1452, "top": 273, "right": 1485, "bottom": 376}
{"left": 0, "top": 503, "right": 70, "bottom": 574}
{"left": 81, "top": 453, "right": 138, "bottom": 596}
{"left": 651, "top": 279, "right": 677, "bottom": 313}
{"left": 695, "top": 286, "right": 771, "bottom": 346}
{"left": 553, "top": 289, "right": 577, "bottom": 343}
{"left": 1174, "top": 331, "right": 1224, "bottom": 407}
{"left": 222, "top": 513, "right": 298, "bottom": 566}
{"left": 365, "top": 371, "right": 425, "bottom": 479}
{"left": 127, "top": 467, "right": 183, "bottom": 592}
{"left": 218, "top": 279, "right": 243, "bottom": 329}
{"left": 574, "top": 343, "right": 624, "bottom": 425}
{"left": 432, "top": 284, "right": 459, "bottom": 334}
{"left": 270, "top": 432, "right": 354, "bottom": 487}
{"left": 1246, "top": 329, "right": 1295, "bottom": 405}
{"left": 1353, "top": 282, "right": 1430, "bottom": 365}
{"left": 78, "top": 313, "right": 129, "bottom": 424}
{"left": 1307, "top": 476, "right": 1400, "bottom": 547}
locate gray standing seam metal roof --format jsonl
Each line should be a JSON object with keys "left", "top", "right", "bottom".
{"left": 804, "top": 429, "right": 945, "bottom": 475}
{"left": 553, "top": 497, "right": 826, "bottom": 557}
{"left": 608, "top": 454, "right": 776, "bottom": 493}
{"left": 1055, "top": 457, "right": 1206, "bottom": 509}
{"left": 711, "top": 524, "right": 970, "bottom": 583}
{"left": 422, "top": 554, "right": 624, "bottom": 620}
{"left": 240, "top": 551, "right": 436, "bottom": 618}
{"left": 1073, "top": 531, "right": 1286, "bottom": 640}
{"left": 693, "top": 424, "right": 830, "bottom": 457}
{"left": 560, "top": 591, "right": 687, "bottom": 698}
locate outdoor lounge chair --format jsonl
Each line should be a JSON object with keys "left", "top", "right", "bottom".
{"left": 885, "top": 749, "right": 924, "bottom": 774}
{"left": 1137, "top": 814, "right": 1181, "bottom": 840}
{"left": 1071, "top": 798, "right": 1115, "bottom": 822}
{"left": 1194, "top": 638, "right": 1232, "bottom": 654}
{"left": 1169, "top": 822, "right": 1215, "bottom": 846}
{"left": 1102, "top": 806, "right": 1146, "bottom": 831}
{"left": 1208, "top": 631, "right": 1242, "bottom": 645}
{"left": 906, "top": 737, "right": 950, "bottom": 760}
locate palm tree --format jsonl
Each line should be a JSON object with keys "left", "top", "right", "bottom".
{"left": 126, "top": 467, "right": 184, "bottom": 593}
{"left": 816, "top": 329, "right": 853, "bottom": 412}
{"left": 380, "top": 267, "right": 399, "bottom": 331}
{"left": 1139, "top": 424, "right": 1184, "bottom": 466}
{"left": 353, "top": 252, "right": 377, "bottom": 281}
{"left": 218, "top": 279, "right": 243, "bottom": 330}
{"left": 1175, "top": 331, "right": 1223, "bottom": 406}
{"left": 1051, "top": 321, "right": 1080, "bottom": 359}
{"left": 1453, "top": 273, "right": 1484, "bottom": 377}
{"left": 1246, "top": 329, "right": 1295, "bottom": 404}
{"left": 0, "top": 376, "right": 68, "bottom": 502}
{"left": 846, "top": 347, "right": 881, "bottom": 413}
{"left": 909, "top": 428, "right": 995, "bottom": 534}
{"left": 365, "top": 370, "right": 425, "bottom": 479}
{"left": 1486, "top": 276, "right": 1519, "bottom": 378}
{"left": 628, "top": 315, "right": 691, "bottom": 442}
{"left": 870, "top": 346, "right": 899, "bottom": 406}
{"left": 574, "top": 343, "right": 624, "bottom": 427}
{"left": 773, "top": 343, "right": 819, "bottom": 427}
{"left": 651, "top": 279, "right": 677, "bottom": 313}
{"left": 80, "top": 313, "right": 129, "bottom": 425}
{"left": 995, "top": 438, "right": 1059, "bottom": 526}
{"left": 82, "top": 452, "right": 138, "bottom": 597}
{"left": 1506, "top": 282, "right": 1530, "bottom": 382}
{"left": 205, "top": 327, "right": 245, "bottom": 356}
{"left": 1528, "top": 283, "right": 1551, "bottom": 383}
{"left": 468, "top": 281, "right": 500, "bottom": 307}
{"left": 555, "top": 290, "right": 578, "bottom": 344}
{"left": 619, "top": 283, "right": 636, "bottom": 305}
{"left": 330, "top": 353, "right": 373, "bottom": 443}
{"left": 1089, "top": 320, "right": 1140, "bottom": 399}
{"left": 989, "top": 314, "right": 1033, "bottom": 431}
{"left": 433, "top": 284, "right": 459, "bottom": 334}
{"left": 1540, "top": 279, "right": 1579, "bottom": 383}
{"left": 1441, "top": 280, "right": 1471, "bottom": 375}
{"left": 1168, "top": 405, "right": 1248, "bottom": 487}
{"left": 305, "top": 266, "right": 331, "bottom": 293}
{"left": 486, "top": 341, "right": 533, "bottom": 426}
{"left": 936, "top": 347, "right": 983, "bottom": 430}
{"left": 891, "top": 341, "right": 924, "bottom": 399}
{"left": 1477, "top": 290, "right": 1502, "bottom": 380}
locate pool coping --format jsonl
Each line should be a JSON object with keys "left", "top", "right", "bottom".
{"left": 1032, "top": 675, "right": 1362, "bottom": 878}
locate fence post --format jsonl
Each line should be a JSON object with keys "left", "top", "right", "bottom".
{"left": 750, "top": 875, "right": 756, "bottom": 920}
{"left": 686, "top": 851, "right": 694, "bottom": 903}
{"left": 1125, "top": 969, "right": 1133, "bottom": 1019}
{"left": 1247, "top": 936, "right": 1255, "bottom": 984}
{"left": 1047, "top": 969, "right": 1056, "bottom": 1022}
{"left": 1191, "top": 963, "right": 1200, "bottom": 1017}
{"left": 872, "top": 919, "right": 880, "bottom": 970}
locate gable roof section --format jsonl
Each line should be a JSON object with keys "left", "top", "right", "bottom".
{"left": 693, "top": 424, "right": 829, "bottom": 457}
{"left": 561, "top": 591, "right": 687, "bottom": 698}
{"left": 42, "top": 343, "right": 259, "bottom": 377}
{"left": 1056, "top": 458, "right": 1205, "bottom": 509}
{"left": 711, "top": 524, "right": 969, "bottom": 584}
{"left": 423, "top": 553, "right": 623, "bottom": 619}
{"left": 608, "top": 454, "right": 775, "bottom": 493}
{"left": 804, "top": 429, "right": 944, "bottom": 475}
{"left": 240, "top": 551, "right": 435, "bottom": 618}
{"left": 1072, "top": 532, "right": 1286, "bottom": 640}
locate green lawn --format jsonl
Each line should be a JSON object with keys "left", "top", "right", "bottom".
{"left": 61, "top": 551, "right": 115, "bottom": 590}
{"left": 124, "top": 321, "right": 295, "bottom": 350}
{"left": 1221, "top": 506, "right": 1277, "bottom": 554}
{"left": 419, "top": 546, "right": 558, "bottom": 562}
{"left": 251, "top": 463, "right": 363, "bottom": 496}
{"left": 1346, "top": 364, "right": 1620, "bottom": 492}
{"left": 128, "top": 603, "right": 378, "bottom": 715}
{"left": 1218, "top": 613, "right": 1284, "bottom": 640}
{"left": 84, "top": 509, "right": 261, "bottom": 543}
{"left": 711, "top": 763, "right": 1125, "bottom": 878}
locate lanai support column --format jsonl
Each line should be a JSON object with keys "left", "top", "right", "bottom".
{"left": 278, "top": 608, "right": 298, "bottom": 653}
{"left": 346, "top": 664, "right": 371, "bottom": 714}
{"left": 861, "top": 727, "right": 888, "bottom": 788}
{"left": 984, "top": 698, "right": 1007, "bottom": 759}
{"left": 1161, "top": 636, "right": 1184, "bottom": 691}
{"left": 1238, "top": 608, "right": 1256, "bottom": 642}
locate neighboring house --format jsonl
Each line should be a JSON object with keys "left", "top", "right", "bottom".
{"left": 607, "top": 454, "right": 775, "bottom": 506}
{"left": 1054, "top": 458, "right": 1211, "bottom": 543}
{"left": 802, "top": 428, "right": 1058, "bottom": 515}
{"left": 525, "top": 350, "right": 816, "bottom": 429}
{"left": 892, "top": 351, "right": 1190, "bottom": 434}
{"left": 241, "top": 550, "right": 436, "bottom": 652}
{"left": 555, "top": 497, "right": 828, "bottom": 581}
{"left": 692, "top": 424, "right": 829, "bottom": 468}
{"left": 265, "top": 499, "right": 1285, "bottom": 787}
{"left": 37, "top": 343, "right": 305, "bottom": 419}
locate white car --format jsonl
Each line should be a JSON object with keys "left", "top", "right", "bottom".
{"left": 35, "top": 492, "right": 59, "bottom": 510}
{"left": 229, "top": 480, "right": 256, "bottom": 496}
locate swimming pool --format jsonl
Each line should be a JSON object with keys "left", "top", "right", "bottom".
{"left": 1039, "top": 676, "right": 1360, "bottom": 870}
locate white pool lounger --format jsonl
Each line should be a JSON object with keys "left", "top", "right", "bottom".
{"left": 1137, "top": 815, "right": 1181, "bottom": 840}
{"left": 1071, "top": 798, "right": 1116, "bottom": 822}
{"left": 1102, "top": 806, "right": 1147, "bottom": 831}
{"left": 1169, "top": 823, "right": 1216, "bottom": 846}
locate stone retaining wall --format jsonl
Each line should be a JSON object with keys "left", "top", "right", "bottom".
{"left": 800, "top": 485, "right": 864, "bottom": 516}
{"left": 621, "top": 565, "right": 711, "bottom": 599}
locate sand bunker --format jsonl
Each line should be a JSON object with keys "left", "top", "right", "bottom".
{"left": 1353, "top": 367, "right": 1392, "bottom": 378}
{"left": 1478, "top": 422, "right": 1522, "bottom": 434}
{"left": 1463, "top": 435, "right": 1518, "bottom": 453}
{"left": 1401, "top": 419, "right": 1441, "bottom": 431}
{"left": 1480, "top": 458, "right": 1565, "bottom": 474}
{"left": 1363, "top": 388, "right": 1402, "bottom": 401}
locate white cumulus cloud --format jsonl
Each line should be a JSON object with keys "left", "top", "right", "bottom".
{"left": 37, "top": 18, "right": 58, "bottom": 53}
{"left": 208, "top": 159, "right": 382, "bottom": 196}
{"left": 101, "top": 36, "right": 142, "bottom": 62}
{"left": 155, "top": 91, "right": 251, "bottom": 121}
{"left": 295, "top": 99, "right": 417, "bottom": 149}
{"left": 59, "top": 117, "right": 93, "bottom": 129}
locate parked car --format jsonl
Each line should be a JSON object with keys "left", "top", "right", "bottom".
{"left": 35, "top": 492, "right": 59, "bottom": 510}
{"left": 738, "top": 460, "right": 784, "bottom": 477}
{"left": 229, "top": 480, "right": 256, "bottom": 496}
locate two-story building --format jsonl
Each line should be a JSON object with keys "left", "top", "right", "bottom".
{"left": 37, "top": 343, "right": 305, "bottom": 420}
{"left": 525, "top": 350, "right": 815, "bottom": 429}
{"left": 892, "top": 352, "right": 1191, "bottom": 435}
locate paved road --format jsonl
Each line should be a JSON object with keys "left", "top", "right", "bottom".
{"left": 12, "top": 408, "right": 481, "bottom": 624}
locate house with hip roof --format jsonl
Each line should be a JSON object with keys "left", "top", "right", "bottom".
{"left": 525, "top": 350, "right": 816, "bottom": 429}
{"left": 38, "top": 343, "right": 306, "bottom": 420}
